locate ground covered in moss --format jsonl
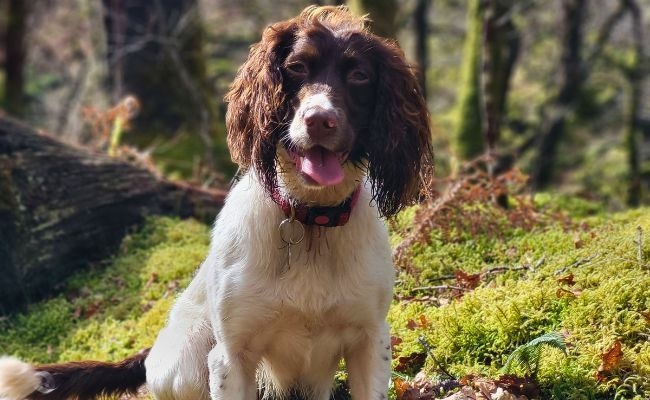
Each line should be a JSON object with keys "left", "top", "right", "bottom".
{"left": 1, "top": 196, "right": 648, "bottom": 399}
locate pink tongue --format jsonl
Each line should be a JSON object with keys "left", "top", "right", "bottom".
{"left": 297, "top": 147, "right": 344, "bottom": 186}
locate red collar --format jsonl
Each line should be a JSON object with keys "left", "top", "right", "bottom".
{"left": 271, "top": 186, "right": 361, "bottom": 227}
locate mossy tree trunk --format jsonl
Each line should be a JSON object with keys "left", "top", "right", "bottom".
{"left": 347, "top": 0, "right": 398, "bottom": 38}
{"left": 0, "top": 117, "right": 225, "bottom": 313}
{"left": 101, "top": 0, "right": 222, "bottom": 169}
{"left": 451, "top": 0, "right": 484, "bottom": 167}
{"left": 482, "top": 0, "right": 520, "bottom": 167}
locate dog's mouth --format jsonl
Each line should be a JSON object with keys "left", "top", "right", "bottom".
{"left": 289, "top": 146, "right": 348, "bottom": 187}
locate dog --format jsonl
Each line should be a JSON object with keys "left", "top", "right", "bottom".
{"left": 0, "top": 6, "right": 432, "bottom": 400}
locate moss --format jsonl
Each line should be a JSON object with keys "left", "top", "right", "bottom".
{"left": 390, "top": 209, "right": 650, "bottom": 399}
{"left": 0, "top": 217, "right": 210, "bottom": 363}
{"left": 2, "top": 204, "right": 649, "bottom": 399}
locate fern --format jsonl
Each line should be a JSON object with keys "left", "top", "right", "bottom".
{"left": 502, "top": 332, "right": 567, "bottom": 378}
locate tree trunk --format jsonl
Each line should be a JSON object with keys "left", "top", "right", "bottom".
{"left": 413, "top": 0, "right": 430, "bottom": 100}
{"left": 101, "top": 0, "right": 221, "bottom": 169}
{"left": 530, "top": 0, "right": 586, "bottom": 190}
{"left": 451, "top": 0, "right": 484, "bottom": 167}
{"left": 482, "top": 0, "right": 520, "bottom": 158}
{"left": 623, "top": 0, "right": 644, "bottom": 206}
{"left": 0, "top": 117, "right": 225, "bottom": 313}
{"left": 3, "top": 0, "right": 28, "bottom": 118}
{"left": 347, "top": 0, "right": 398, "bottom": 38}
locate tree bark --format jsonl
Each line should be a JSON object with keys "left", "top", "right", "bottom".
{"left": 530, "top": 0, "right": 586, "bottom": 190}
{"left": 101, "top": 0, "right": 222, "bottom": 170}
{"left": 347, "top": 0, "right": 398, "bottom": 39}
{"left": 3, "top": 0, "right": 28, "bottom": 118}
{"left": 623, "top": 0, "right": 644, "bottom": 206}
{"left": 482, "top": 0, "right": 520, "bottom": 157}
{"left": 0, "top": 117, "right": 225, "bottom": 313}
{"left": 413, "top": 0, "right": 430, "bottom": 100}
{"left": 451, "top": 0, "right": 485, "bottom": 167}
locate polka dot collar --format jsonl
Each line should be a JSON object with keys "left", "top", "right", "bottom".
{"left": 270, "top": 186, "right": 361, "bottom": 227}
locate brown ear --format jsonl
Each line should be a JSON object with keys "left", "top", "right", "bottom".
{"left": 364, "top": 38, "right": 434, "bottom": 218}
{"left": 225, "top": 21, "right": 297, "bottom": 188}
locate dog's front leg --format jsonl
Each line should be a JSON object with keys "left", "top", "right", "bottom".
{"left": 207, "top": 344, "right": 257, "bottom": 400}
{"left": 345, "top": 322, "right": 392, "bottom": 400}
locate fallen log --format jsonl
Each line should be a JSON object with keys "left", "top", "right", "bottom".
{"left": 0, "top": 117, "right": 226, "bottom": 313}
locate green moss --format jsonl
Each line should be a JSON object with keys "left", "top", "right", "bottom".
{"left": 390, "top": 209, "right": 650, "bottom": 399}
{"left": 2, "top": 203, "right": 649, "bottom": 399}
{"left": 0, "top": 217, "right": 210, "bottom": 363}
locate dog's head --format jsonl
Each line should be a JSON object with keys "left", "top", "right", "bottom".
{"left": 225, "top": 6, "right": 433, "bottom": 217}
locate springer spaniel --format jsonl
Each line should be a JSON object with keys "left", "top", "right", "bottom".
{"left": 0, "top": 6, "right": 432, "bottom": 400}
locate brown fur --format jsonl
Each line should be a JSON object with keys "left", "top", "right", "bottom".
{"left": 225, "top": 5, "right": 433, "bottom": 217}
{"left": 27, "top": 349, "right": 149, "bottom": 400}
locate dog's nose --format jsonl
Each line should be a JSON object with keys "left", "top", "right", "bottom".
{"left": 304, "top": 107, "right": 337, "bottom": 138}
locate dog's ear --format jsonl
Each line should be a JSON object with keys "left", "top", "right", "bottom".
{"left": 225, "top": 20, "right": 296, "bottom": 186}
{"left": 365, "top": 38, "right": 434, "bottom": 218}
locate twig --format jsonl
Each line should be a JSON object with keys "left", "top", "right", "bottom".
{"left": 418, "top": 335, "right": 455, "bottom": 381}
{"left": 483, "top": 264, "right": 530, "bottom": 275}
{"left": 554, "top": 253, "right": 600, "bottom": 275}
{"left": 426, "top": 274, "right": 456, "bottom": 283}
{"left": 636, "top": 226, "right": 644, "bottom": 267}
{"left": 427, "top": 259, "right": 542, "bottom": 284}
{"left": 412, "top": 285, "right": 471, "bottom": 292}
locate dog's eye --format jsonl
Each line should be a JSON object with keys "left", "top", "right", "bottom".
{"left": 286, "top": 62, "right": 308, "bottom": 76}
{"left": 347, "top": 69, "right": 370, "bottom": 84}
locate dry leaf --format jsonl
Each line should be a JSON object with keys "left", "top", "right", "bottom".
{"left": 596, "top": 339, "right": 623, "bottom": 382}
{"left": 439, "top": 386, "right": 477, "bottom": 400}
{"left": 406, "top": 319, "right": 418, "bottom": 330}
{"left": 496, "top": 374, "right": 541, "bottom": 398}
{"left": 395, "top": 352, "right": 426, "bottom": 373}
{"left": 639, "top": 311, "right": 650, "bottom": 324}
{"left": 455, "top": 270, "right": 481, "bottom": 290}
{"left": 574, "top": 235, "right": 584, "bottom": 249}
{"left": 556, "top": 288, "right": 575, "bottom": 298}
{"left": 391, "top": 335, "right": 403, "bottom": 347}
{"left": 418, "top": 314, "right": 429, "bottom": 328}
{"left": 557, "top": 273, "right": 576, "bottom": 286}
{"left": 394, "top": 378, "right": 420, "bottom": 400}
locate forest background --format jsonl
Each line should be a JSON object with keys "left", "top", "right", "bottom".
{"left": 1, "top": 1, "right": 650, "bottom": 399}
{"left": 2, "top": 0, "right": 649, "bottom": 208}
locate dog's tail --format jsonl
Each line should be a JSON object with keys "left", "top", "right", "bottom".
{"left": 0, "top": 348, "right": 149, "bottom": 400}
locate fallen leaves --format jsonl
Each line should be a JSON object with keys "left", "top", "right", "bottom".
{"left": 395, "top": 352, "right": 427, "bottom": 373}
{"left": 596, "top": 339, "right": 623, "bottom": 382}
{"left": 454, "top": 270, "right": 481, "bottom": 291}
{"left": 555, "top": 272, "right": 582, "bottom": 298}
{"left": 394, "top": 372, "right": 459, "bottom": 400}
{"left": 556, "top": 273, "right": 576, "bottom": 286}
{"left": 394, "top": 373, "right": 539, "bottom": 400}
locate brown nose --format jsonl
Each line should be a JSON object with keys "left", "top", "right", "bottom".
{"left": 304, "top": 107, "right": 337, "bottom": 138}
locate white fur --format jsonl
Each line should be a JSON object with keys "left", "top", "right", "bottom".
{"left": 145, "top": 162, "right": 395, "bottom": 400}
{"left": 0, "top": 356, "right": 40, "bottom": 400}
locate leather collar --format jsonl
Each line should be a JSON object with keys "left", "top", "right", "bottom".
{"left": 271, "top": 186, "right": 361, "bottom": 227}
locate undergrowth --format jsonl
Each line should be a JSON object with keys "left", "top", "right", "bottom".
{"left": 1, "top": 164, "right": 649, "bottom": 399}
{"left": 0, "top": 218, "right": 210, "bottom": 363}
{"left": 389, "top": 163, "right": 650, "bottom": 399}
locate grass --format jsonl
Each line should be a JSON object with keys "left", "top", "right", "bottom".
{"left": 1, "top": 201, "right": 649, "bottom": 399}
